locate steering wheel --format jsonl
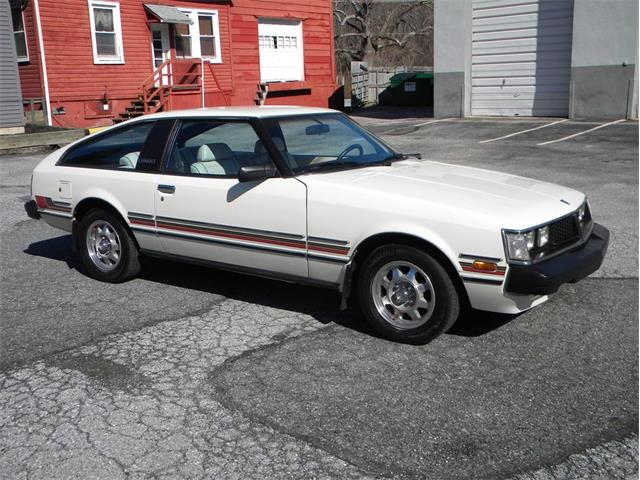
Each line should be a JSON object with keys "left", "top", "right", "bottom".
{"left": 336, "top": 143, "right": 364, "bottom": 162}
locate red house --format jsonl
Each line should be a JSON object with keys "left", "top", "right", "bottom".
{"left": 12, "top": 0, "right": 337, "bottom": 128}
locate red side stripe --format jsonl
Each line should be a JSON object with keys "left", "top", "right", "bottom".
{"left": 130, "top": 218, "right": 156, "bottom": 227}
{"left": 156, "top": 222, "right": 307, "bottom": 250}
{"left": 461, "top": 266, "right": 506, "bottom": 276}
{"left": 308, "top": 244, "right": 350, "bottom": 255}
{"left": 141, "top": 220, "right": 350, "bottom": 256}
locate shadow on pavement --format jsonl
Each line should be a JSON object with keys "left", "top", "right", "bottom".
{"left": 23, "top": 234, "right": 79, "bottom": 270}
{"left": 24, "top": 234, "right": 516, "bottom": 339}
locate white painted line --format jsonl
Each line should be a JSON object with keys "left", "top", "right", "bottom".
{"left": 537, "top": 119, "right": 626, "bottom": 146}
{"left": 413, "top": 118, "right": 454, "bottom": 127}
{"left": 478, "top": 119, "right": 569, "bottom": 144}
{"left": 384, "top": 118, "right": 454, "bottom": 135}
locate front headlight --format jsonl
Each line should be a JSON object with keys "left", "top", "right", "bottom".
{"left": 504, "top": 225, "right": 554, "bottom": 262}
{"left": 505, "top": 230, "right": 533, "bottom": 261}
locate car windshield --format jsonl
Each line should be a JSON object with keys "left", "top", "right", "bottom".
{"left": 262, "top": 113, "right": 397, "bottom": 174}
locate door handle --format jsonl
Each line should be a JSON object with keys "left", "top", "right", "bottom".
{"left": 157, "top": 184, "right": 176, "bottom": 194}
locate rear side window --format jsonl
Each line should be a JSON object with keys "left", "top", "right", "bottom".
{"left": 59, "top": 122, "right": 155, "bottom": 169}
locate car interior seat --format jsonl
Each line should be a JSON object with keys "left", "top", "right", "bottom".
{"left": 118, "top": 152, "right": 140, "bottom": 169}
{"left": 191, "top": 143, "right": 240, "bottom": 175}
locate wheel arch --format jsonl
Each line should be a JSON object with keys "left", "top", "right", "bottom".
{"left": 342, "top": 231, "right": 469, "bottom": 309}
{"left": 72, "top": 197, "right": 138, "bottom": 251}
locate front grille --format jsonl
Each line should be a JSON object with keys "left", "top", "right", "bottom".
{"left": 549, "top": 215, "right": 579, "bottom": 246}
{"left": 527, "top": 203, "right": 592, "bottom": 263}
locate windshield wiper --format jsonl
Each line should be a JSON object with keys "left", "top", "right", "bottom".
{"left": 299, "top": 159, "right": 392, "bottom": 173}
{"left": 385, "top": 152, "right": 422, "bottom": 161}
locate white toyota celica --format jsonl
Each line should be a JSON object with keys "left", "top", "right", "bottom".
{"left": 26, "top": 106, "right": 609, "bottom": 343}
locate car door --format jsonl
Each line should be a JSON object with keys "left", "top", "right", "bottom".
{"left": 153, "top": 118, "right": 308, "bottom": 278}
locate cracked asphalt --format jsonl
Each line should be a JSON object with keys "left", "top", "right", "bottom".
{"left": 1, "top": 115, "right": 638, "bottom": 479}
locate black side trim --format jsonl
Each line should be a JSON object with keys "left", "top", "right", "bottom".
{"left": 140, "top": 249, "right": 338, "bottom": 290}
{"left": 147, "top": 228, "right": 307, "bottom": 258}
{"left": 128, "top": 211, "right": 154, "bottom": 220}
{"left": 459, "top": 253, "right": 502, "bottom": 262}
{"left": 461, "top": 276, "right": 504, "bottom": 286}
{"left": 307, "top": 253, "right": 350, "bottom": 264}
{"left": 308, "top": 236, "right": 350, "bottom": 246}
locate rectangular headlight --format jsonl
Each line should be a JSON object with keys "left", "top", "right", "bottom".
{"left": 504, "top": 228, "right": 546, "bottom": 262}
{"left": 504, "top": 231, "right": 533, "bottom": 261}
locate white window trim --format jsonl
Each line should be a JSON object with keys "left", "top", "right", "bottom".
{"left": 87, "top": 0, "right": 125, "bottom": 65}
{"left": 179, "top": 9, "right": 222, "bottom": 64}
{"left": 12, "top": 9, "right": 29, "bottom": 63}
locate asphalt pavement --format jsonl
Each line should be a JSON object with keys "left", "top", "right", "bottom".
{"left": 0, "top": 114, "right": 638, "bottom": 479}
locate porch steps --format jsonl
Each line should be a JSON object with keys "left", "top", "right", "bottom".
{"left": 113, "top": 96, "right": 160, "bottom": 124}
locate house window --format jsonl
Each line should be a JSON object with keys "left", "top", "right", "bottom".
{"left": 198, "top": 14, "right": 216, "bottom": 58}
{"left": 174, "top": 22, "right": 192, "bottom": 58}
{"left": 176, "top": 10, "right": 222, "bottom": 63}
{"left": 11, "top": 7, "right": 28, "bottom": 62}
{"left": 88, "top": 0, "right": 124, "bottom": 64}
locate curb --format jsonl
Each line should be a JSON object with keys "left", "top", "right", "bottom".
{"left": 0, "top": 129, "right": 86, "bottom": 154}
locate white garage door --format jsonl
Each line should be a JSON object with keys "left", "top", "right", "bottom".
{"left": 258, "top": 19, "right": 304, "bottom": 83}
{"left": 471, "top": 0, "right": 574, "bottom": 117}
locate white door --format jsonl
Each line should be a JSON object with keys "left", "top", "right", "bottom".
{"left": 150, "top": 24, "right": 171, "bottom": 86}
{"left": 471, "top": 0, "right": 574, "bottom": 116}
{"left": 153, "top": 119, "right": 308, "bottom": 278}
{"left": 258, "top": 19, "right": 304, "bottom": 82}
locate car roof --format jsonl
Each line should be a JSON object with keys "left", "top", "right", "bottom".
{"left": 138, "top": 105, "right": 339, "bottom": 120}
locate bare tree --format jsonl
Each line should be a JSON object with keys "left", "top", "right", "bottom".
{"left": 334, "top": 0, "right": 433, "bottom": 74}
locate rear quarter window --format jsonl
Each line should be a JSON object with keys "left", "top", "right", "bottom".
{"left": 59, "top": 122, "right": 155, "bottom": 169}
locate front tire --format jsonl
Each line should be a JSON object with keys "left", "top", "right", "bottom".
{"left": 357, "top": 245, "right": 460, "bottom": 344}
{"left": 78, "top": 208, "right": 140, "bottom": 283}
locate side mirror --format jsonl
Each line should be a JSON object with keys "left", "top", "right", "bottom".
{"left": 238, "top": 164, "right": 276, "bottom": 183}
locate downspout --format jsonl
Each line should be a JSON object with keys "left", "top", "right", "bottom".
{"left": 201, "top": 57, "right": 205, "bottom": 108}
{"left": 225, "top": 3, "right": 234, "bottom": 98}
{"left": 328, "top": 0, "right": 336, "bottom": 85}
{"left": 33, "top": 0, "right": 51, "bottom": 126}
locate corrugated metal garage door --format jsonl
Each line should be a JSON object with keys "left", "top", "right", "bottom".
{"left": 471, "top": 0, "right": 574, "bottom": 116}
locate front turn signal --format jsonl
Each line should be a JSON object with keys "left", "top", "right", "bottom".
{"left": 472, "top": 260, "right": 498, "bottom": 272}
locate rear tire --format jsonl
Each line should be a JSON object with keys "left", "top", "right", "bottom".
{"left": 78, "top": 208, "right": 140, "bottom": 283}
{"left": 357, "top": 245, "right": 460, "bottom": 344}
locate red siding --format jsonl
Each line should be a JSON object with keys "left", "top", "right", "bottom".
{"left": 24, "top": 0, "right": 335, "bottom": 127}
{"left": 17, "top": 2, "right": 44, "bottom": 100}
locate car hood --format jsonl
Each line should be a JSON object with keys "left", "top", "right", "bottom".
{"left": 300, "top": 159, "right": 586, "bottom": 230}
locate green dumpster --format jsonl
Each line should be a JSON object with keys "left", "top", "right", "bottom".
{"left": 379, "top": 72, "right": 433, "bottom": 107}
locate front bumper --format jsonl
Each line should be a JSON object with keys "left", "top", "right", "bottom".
{"left": 24, "top": 199, "right": 40, "bottom": 220}
{"left": 505, "top": 223, "right": 609, "bottom": 295}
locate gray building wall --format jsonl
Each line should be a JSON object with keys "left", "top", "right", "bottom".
{"left": 570, "top": 0, "right": 639, "bottom": 119}
{"left": 434, "top": 0, "right": 639, "bottom": 119}
{"left": 434, "top": 0, "right": 472, "bottom": 118}
{"left": 0, "top": 0, "right": 25, "bottom": 134}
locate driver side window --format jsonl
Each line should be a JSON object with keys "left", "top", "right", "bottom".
{"left": 165, "top": 120, "right": 273, "bottom": 177}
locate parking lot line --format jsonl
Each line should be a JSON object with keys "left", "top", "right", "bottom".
{"left": 537, "top": 119, "right": 626, "bottom": 146}
{"left": 384, "top": 118, "right": 454, "bottom": 135}
{"left": 413, "top": 118, "right": 454, "bottom": 127}
{"left": 478, "top": 119, "right": 569, "bottom": 144}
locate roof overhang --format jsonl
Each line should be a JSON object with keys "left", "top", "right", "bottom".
{"left": 144, "top": 4, "right": 193, "bottom": 24}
